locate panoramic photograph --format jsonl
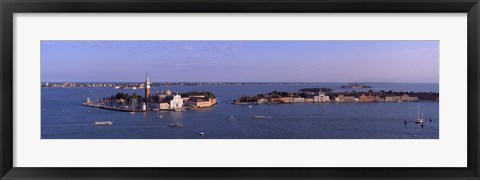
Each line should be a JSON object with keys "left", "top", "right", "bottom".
{"left": 41, "top": 40, "right": 439, "bottom": 139}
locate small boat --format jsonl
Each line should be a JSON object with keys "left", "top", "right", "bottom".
{"left": 415, "top": 105, "right": 425, "bottom": 123}
{"left": 199, "top": 132, "right": 205, "bottom": 136}
{"left": 95, "top": 121, "right": 113, "bottom": 125}
{"left": 156, "top": 110, "right": 163, "bottom": 118}
{"left": 129, "top": 111, "right": 135, "bottom": 114}
{"left": 169, "top": 123, "right": 184, "bottom": 128}
{"left": 248, "top": 105, "right": 253, "bottom": 108}
{"left": 252, "top": 116, "right": 270, "bottom": 119}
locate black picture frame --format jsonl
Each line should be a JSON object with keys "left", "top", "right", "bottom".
{"left": 1, "top": 0, "right": 479, "bottom": 179}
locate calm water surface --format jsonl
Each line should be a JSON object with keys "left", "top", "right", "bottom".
{"left": 41, "top": 83, "right": 439, "bottom": 139}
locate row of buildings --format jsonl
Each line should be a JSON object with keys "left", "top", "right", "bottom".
{"left": 336, "top": 93, "right": 419, "bottom": 103}
{"left": 144, "top": 74, "right": 217, "bottom": 110}
{"left": 85, "top": 74, "right": 217, "bottom": 112}
{"left": 238, "top": 92, "right": 422, "bottom": 104}
{"left": 146, "top": 91, "right": 217, "bottom": 110}
{"left": 261, "top": 92, "right": 332, "bottom": 103}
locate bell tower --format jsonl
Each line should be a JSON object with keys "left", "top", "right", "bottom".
{"left": 145, "top": 73, "right": 151, "bottom": 98}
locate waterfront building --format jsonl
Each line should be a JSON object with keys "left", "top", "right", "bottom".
{"left": 335, "top": 95, "right": 345, "bottom": 102}
{"left": 338, "top": 95, "right": 355, "bottom": 102}
{"left": 170, "top": 94, "right": 183, "bottom": 109}
{"left": 323, "top": 96, "right": 331, "bottom": 102}
{"left": 359, "top": 94, "right": 375, "bottom": 102}
{"left": 159, "top": 103, "right": 170, "bottom": 110}
{"left": 270, "top": 97, "right": 281, "bottom": 103}
{"left": 374, "top": 95, "right": 385, "bottom": 102}
{"left": 187, "top": 97, "right": 216, "bottom": 108}
{"left": 385, "top": 96, "right": 401, "bottom": 102}
{"left": 293, "top": 97, "right": 305, "bottom": 103}
{"left": 257, "top": 98, "right": 268, "bottom": 104}
{"left": 305, "top": 98, "right": 314, "bottom": 103}
{"left": 192, "top": 100, "right": 211, "bottom": 108}
{"left": 314, "top": 92, "right": 330, "bottom": 102}
{"left": 400, "top": 94, "right": 410, "bottom": 102}
{"left": 145, "top": 73, "right": 151, "bottom": 98}
{"left": 280, "top": 97, "right": 294, "bottom": 103}
{"left": 409, "top": 96, "right": 420, "bottom": 102}
{"left": 335, "top": 95, "right": 357, "bottom": 102}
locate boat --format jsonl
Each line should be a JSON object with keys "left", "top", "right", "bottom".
{"left": 95, "top": 121, "right": 113, "bottom": 125}
{"left": 169, "top": 123, "right": 184, "bottom": 128}
{"left": 199, "top": 132, "right": 205, "bottom": 136}
{"left": 415, "top": 105, "right": 425, "bottom": 123}
{"left": 156, "top": 110, "right": 163, "bottom": 118}
{"left": 248, "top": 105, "right": 253, "bottom": 108}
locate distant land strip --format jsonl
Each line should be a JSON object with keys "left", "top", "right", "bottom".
{"left": 41, "top": 82, "right": 437, "bottom": 88}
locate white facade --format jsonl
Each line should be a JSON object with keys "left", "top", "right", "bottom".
{"left": 257, "top": 98, "right": 268, "bottom": 104}
{"left": 320, "top": 94, "right": 330, "bottom": 102}
{"left": 314, "top": 93, "right": 330, "bottom": 102}
{"left": 170, "top": 94, "right": 183, "bottom": 109}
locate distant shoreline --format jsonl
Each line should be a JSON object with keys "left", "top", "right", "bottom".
{"left": 41, "top": 82, "right": 440, "bottom": 88}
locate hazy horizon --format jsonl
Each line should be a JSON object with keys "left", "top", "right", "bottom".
{"left": 41, "top": 81, "right": 439, "bottom": 84}
{"left": 41, "top": 40, "right": 439, "bottom": 83}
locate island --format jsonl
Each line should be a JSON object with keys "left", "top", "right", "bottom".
{"left": 340, "top": 83, "right": 372, "bottom": 89}
{"left": 233, "top": 88, "right": 439, "bottom": 104}
{"left": 81, "top": 74, "right": 217, "bottom": 112}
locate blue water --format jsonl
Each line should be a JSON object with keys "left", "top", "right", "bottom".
{"left": 41, "top": 83, "right": 439, "bottom": 139}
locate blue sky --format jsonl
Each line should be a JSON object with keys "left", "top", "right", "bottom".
{"left": 41, "top": 40, "right": 439, "bottom": 83}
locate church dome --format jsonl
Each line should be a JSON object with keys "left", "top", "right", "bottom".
{"left": 165, "top": 89, "right": 172, "bottom": 96}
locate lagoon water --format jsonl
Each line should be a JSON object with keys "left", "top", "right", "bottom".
{"left": 41, "top": 83, "right": 439, "bottom": 139}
